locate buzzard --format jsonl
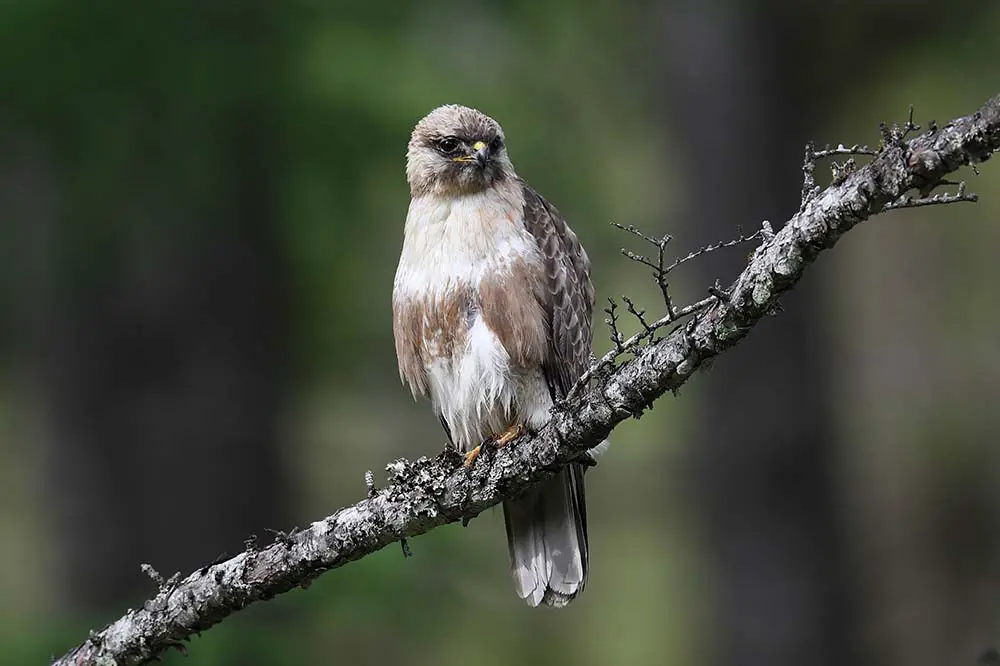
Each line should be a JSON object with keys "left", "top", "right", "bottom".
{"left": 392, "top": 104, "right": 600, "bottom": 607}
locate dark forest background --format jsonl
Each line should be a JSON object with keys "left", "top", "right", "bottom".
{"left": 3, "top": 2, "right": 1000, "bottom": 665}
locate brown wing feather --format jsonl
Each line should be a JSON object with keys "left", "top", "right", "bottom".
{"left": 392, "top": 296, "right": 430, "bottom": 398}
{"left": 519, "top": 182, "right": 595, "bottom": 399}
{"left": 508, "top": 182, "right": 594, "bottom": 606}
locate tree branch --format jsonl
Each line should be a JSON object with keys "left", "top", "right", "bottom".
{"left": 53, "top": 93, "right": 1000, "bottom": 666}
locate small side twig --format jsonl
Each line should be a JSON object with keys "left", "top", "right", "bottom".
{"left": 803, "top": 142, "right": 878, "bottom": 208}
{"left": 902, "top": 104, "right": 921, "bottom": 139}
{"left": 830, "top": 158, "right": 858, "bottom": 186}
{"left": 621, "top": 296, "right": 653, "bottom": 337}
{"left": 613, "top": 223, "right": 761, "bottom": 321}
{"left": 661, "top": 228, "right": 762, "bottom": 275}
{"left": 884, "top": 181, "right": 978, "bottom": 210}
{"left": 566, "top": 221, "right": 775, "bottom": 403}
{"left": 801, "top": 142, "right": 819, "bottom": 209}
{"left": 140, "top": 564, "right": 164, "bottom": 589}
{"left": 880, "top": 106, "right": 923, "bottom": 149}
{"left": 265, "top": 527, "right": 299, "bottom": 549}
{"left": 565, "top": 293, "right": 720, "bottom": 402}
{"left": 760, "top": 220, "right": 775, "bottom": 241}
{"left": 604, "top": 298, "right": 624, "bottom": 353}
{"left": 612, "top": 223, "right": 677, "bottom": 317}
{"left": 708, "top": 282, "right": 729, "bottom": 303}
{"left": 812, "top": 143, "right": 878, "bottom": 158}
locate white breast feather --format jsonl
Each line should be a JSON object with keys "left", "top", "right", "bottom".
{"left": 395, "top": 188, "right": 535, "bottom": 298}
{"left": 394, "top": 186, "right": 553, "bottom": 449}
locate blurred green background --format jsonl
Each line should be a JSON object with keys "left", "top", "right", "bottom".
{"left": 3, "top": 1, "right": 1000, "bottom": 665}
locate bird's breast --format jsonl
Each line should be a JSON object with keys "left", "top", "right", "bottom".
{"left": 394, "top": 189, "right": 549, "bottom": 368}
{"left": 395, "top": 187, "right": 534, "bottom": 292}
{"left": 392, "top": 187, "right": 551, "bottom": 444}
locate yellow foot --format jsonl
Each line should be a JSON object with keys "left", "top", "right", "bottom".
{"left": 463, "top": 424, "right": 525, "bottom": 467}
{"left": 495, "top": 423, "right": 525, "bottom": 448}
{"left": 463, "top": 445, "right": 482, "bottom": 468}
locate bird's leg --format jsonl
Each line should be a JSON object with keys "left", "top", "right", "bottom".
{"left": 463, "top": 423, "right": 526, "bottom": 467}
{"left": 464, "top": 435, "right": 497, "bottom": 467}
{"left": 463, "top": 441, "right": 487, "bottom": 467}
{"left": 493, "top": 423, "right": 525, "bottom": 448}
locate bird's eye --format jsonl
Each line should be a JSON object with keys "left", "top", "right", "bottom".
{"left": 489, "top": 136, "right": 503, "bottom": 152}
{"left": 437, "top": 137, "right": 460, "bottom": 155}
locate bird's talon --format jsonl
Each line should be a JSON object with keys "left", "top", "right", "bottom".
{"left": 495, "top": 423, "right": 525, "bottom": 448}
{"left": 463, "top": 445, "right": 482, "bottom": 467}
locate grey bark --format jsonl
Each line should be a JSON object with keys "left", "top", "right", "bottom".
{"left": 52, "top": 93, "right": 1000, "bottom": 666}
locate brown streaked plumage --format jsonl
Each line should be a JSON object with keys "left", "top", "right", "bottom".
{"left": 478, "top": 257, "right": 548, "bottom": 368}
{"left": 392, "top": 286, "right": 474, "bottom": 398}
{"left": 521, "top": 186, "right": 596, "bottom": 398}
{"left": 392, "top": 104, "right": 600, "bottom": 607}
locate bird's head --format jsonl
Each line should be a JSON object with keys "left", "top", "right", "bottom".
{"left": 406, "top": 105, "right": 515, "bottom": 197}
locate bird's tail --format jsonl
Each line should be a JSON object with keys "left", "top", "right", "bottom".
{"left": 503, "top": 463, "right": 588, "bottom": 607}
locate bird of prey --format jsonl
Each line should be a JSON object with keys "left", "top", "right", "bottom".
{"left": 392, "top": 104, "right": 600, "bottom": 607}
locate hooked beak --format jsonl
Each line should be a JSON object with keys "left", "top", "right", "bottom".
{"left": 472, "top": 140, "right": 489, "bottom": 168}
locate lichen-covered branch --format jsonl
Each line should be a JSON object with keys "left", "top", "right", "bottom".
{"left": 53, "top": 93, "right": 1000, "bottom": 666}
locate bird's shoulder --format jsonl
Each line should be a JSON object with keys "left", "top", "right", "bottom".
{"left": 513, "top": 179, "right": 596, "bottom": 396}
{"left": 516, "top": 180, "right": 593, "bottom": 299}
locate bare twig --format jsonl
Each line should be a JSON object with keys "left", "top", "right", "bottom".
{"left": 812, "top": 144, "right": 878, "bottom": 158}
{"left": 613, "top": 220, "right": 760, "bottom": 332}
{"left": 801, "top": 142, "right": 819, "bottom": 209}
{"left": 708, "top": 282, "right": 729, "bottom": 303}
{"left": 884, "top": 181, "right": 979, "bottom": 210}
{"left": 564, "top": 291, "right": 723, "bottom": 403}
{"left": 658, "top": 274, "right": 676, "bottom": 322}
{"left": 53, "top": 92, "right": 1000, "bottom": 666}
{"left": 903, "top": 104, "right": 921, "bottom": 138}
{"left": 140, "top": 564, "right": 164, "bottom": 589}
{"left": 613, "top": 223, "right": 678, "bottom": 317}
{"left": 603, "top": 298, "right": 624, "bottom": 353}
{"left": 579, "top": 222, "right": 769, "bottom": 402}
{"left": 660, "top": 228, "right": 762, "bottom": 275}
{"left": 830, "top": 158, "right": 858, "bottom": 185}
{"left": 622, "top": 295, "right": 653, "bottom": 336}
{"left": 802, "top": 139, "right": 877, "bottom": 209}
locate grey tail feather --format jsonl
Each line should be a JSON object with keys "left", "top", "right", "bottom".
{"left": 503, "top": 463, "right": 589, "bottom": 608}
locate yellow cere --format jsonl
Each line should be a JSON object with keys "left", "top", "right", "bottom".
{"left": 472, "top": 141, "right": 486, "bottom": 151}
